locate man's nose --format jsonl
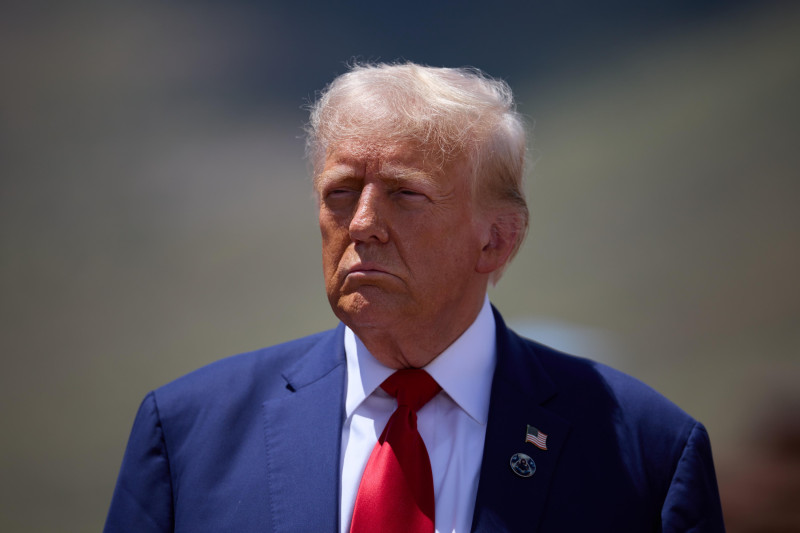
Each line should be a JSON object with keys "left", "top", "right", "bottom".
{"left": 349, "top": 185, "right": 389, "bottom": 243}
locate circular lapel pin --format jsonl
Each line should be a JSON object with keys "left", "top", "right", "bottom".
{"left": 510, "top": 453, "right": 536, "bottom": 478}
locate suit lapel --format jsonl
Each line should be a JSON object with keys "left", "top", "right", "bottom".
{"left": 261, "top": 325, "right": 347, "bottom": 532}
{"left": 472, "top": 310, "right": 572, "bottom": 533}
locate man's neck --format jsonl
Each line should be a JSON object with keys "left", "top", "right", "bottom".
{"left": 350, "top": 293, "right": 488, "bottom": 369}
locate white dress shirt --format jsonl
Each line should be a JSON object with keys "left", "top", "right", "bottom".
{"left": 339, "top": 295, "right": 497, "bottom": 533}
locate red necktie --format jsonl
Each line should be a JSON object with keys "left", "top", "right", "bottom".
{"left": 350, "top": 369, "right": 442, "bottom": 533}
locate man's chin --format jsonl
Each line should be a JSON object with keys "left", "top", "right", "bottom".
{"left": 331, "top": 290, "right": 406, "bottom": 329}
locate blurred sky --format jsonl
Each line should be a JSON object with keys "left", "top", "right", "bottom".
{"left": 2, "top": 1, "right": 799, "bottom": 531}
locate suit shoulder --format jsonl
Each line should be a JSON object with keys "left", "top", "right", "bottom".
{"left": 519, "top": 334, "right": 696, "bottom": 432}
{"left": 152, "top": 328, "right": 340, "bottom": 411}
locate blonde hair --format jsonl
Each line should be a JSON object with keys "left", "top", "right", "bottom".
{"left": 306, "top": 62, "right": 529, "bottom": 279}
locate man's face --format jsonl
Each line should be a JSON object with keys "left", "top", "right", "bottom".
{"left": 317, "top": 141, "right": 491, "bottom": 344}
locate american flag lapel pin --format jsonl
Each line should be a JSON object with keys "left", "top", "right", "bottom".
{"left": 525, "top": 424, "right": 548, "bottom": 451}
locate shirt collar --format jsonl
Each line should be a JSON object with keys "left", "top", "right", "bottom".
{"left": 344, "top": 295, "right": 497, "bottom": 425}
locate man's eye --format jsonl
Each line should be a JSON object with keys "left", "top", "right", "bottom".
{"left": 326, "top": 188, "right": 355, "bottom": 199}
{"left": 322, "top": 189, "right": 357, "bottom": 210}
{"left": 396, "top": 189, "right": 425, "bottom": 199}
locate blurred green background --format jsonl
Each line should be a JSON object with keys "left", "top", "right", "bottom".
{"left": 2, "top": 1, "right": 798, "bottom": 531}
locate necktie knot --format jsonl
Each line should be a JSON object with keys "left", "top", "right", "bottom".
{"left": 381, "top": 369, "right": 441, "bottom": 412}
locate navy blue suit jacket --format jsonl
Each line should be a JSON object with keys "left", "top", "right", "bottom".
{"left": 105, "top": 309, "right": 725, "bottom": 532}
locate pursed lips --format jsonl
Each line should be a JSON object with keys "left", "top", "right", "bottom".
{"left": 344, "top": 262, "right": 399, "bottom": 281}
{"left": 348, "top": 262, "right": 389, "bottom": 274}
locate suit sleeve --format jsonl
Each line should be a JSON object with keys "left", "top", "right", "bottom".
{"left": 661, "top": 422, "right": 726, "bottom": 532}
{"left": 104, "top": 392, "right": 175, "bottom": 533}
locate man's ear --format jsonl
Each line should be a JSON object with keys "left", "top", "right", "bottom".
{"left": 475, "top": 212, "right": 520, "bottom": 275}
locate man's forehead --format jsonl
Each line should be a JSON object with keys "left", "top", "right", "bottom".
{"left": 318, "top": 141, "right": 445, "bottom": 180}
{"left": 326, "top": 141, "right": 427, "bottom": 165}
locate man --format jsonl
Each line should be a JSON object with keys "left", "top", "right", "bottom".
{"left": 105, "top": 62, "right": 725, "bottom": 532}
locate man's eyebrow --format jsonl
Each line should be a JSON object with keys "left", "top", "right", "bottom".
{"left": 315, "top": 166, "right": 356, "bottom": 188}
{"left": 315, "top": 165, "right": 439, "bottom": 189}
{"left": 377, "top": 165, "right": 439, "bottom": 187}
